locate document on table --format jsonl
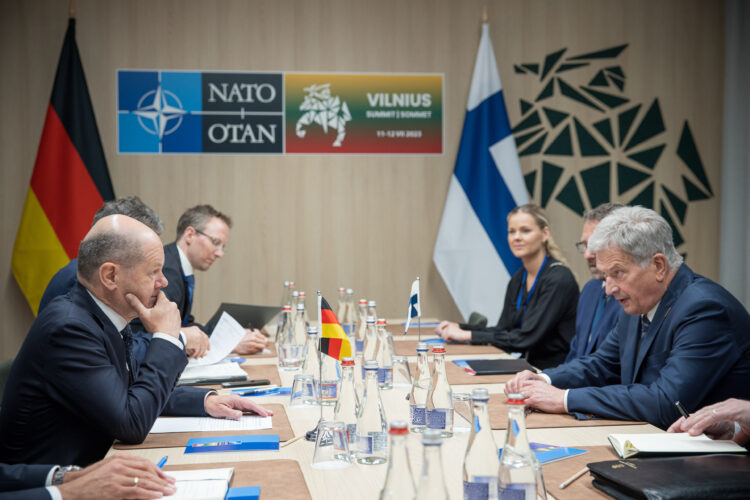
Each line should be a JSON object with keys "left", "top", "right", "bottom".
{"left": 163, "top": 467, "right": 233, "bottom": 500}
{"left": 150, "top": 415, "right": 273, "bottom": 434}
{"left": 608, "top": 432, "right": 747, "bottom": 458}
{"left": 188, "top": 312, "right": 247, "bottom": 366}
{"left": 178, "top": 360, "right": 247, "bottom": 384}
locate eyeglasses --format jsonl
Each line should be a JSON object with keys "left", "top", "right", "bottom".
{"left": 575, "top": 241, "right": 587, "bottom": 254}
{"left": 196, "top": 229, "right": 226, "bottom": 251}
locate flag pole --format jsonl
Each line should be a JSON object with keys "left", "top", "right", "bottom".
{"left": 417, "top": 277, "right": 421, "bottom": 342}
{"left": 306, "top": 291, "right": 324, "bottom": 442}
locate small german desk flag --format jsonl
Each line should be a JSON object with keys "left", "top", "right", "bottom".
{"left": 11, "top": 18, "right": 114, "bottom": 315}
{"left": 319, "top": 296, "right": 352, "bottom": 360}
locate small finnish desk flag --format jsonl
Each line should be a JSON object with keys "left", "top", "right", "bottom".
{"left": 404, "top": 278, "right": 421, "bottom": 333}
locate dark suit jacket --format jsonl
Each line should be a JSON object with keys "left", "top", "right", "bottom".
{"left": 464, "top": 258, "right": 580, "bottom": 369}
{"left": 0, "top": 283, "right": 209, "bottom": 466}
{"left": 545, "top": 264, "right": 750, "bottom": 429}
{"left": 565, "top": 279, "right": 621, "bottom": 362}
{"left": 38, "top": 258, "right": 151, "bottom": 363}
{"left": 0, "top": 463, "right": 53, "bottom": 499}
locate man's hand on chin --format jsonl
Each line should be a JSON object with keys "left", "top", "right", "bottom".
{"left": 205, "top": 394, "right": 273, "bottom": 419}
{"left": 518, "top": 380, "right": 566, "bottom": 414}
{"left": 126, "top": 291, "right": 181, "bottom": 338}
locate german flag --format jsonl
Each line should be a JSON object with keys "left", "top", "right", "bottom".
{"left": 11, "top": 18, "right": 114, "bottom": 315}
{"left": 320, "top": 296, "right": 352, "bottom": 360}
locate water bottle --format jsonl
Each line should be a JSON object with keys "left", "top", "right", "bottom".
{"left": 353, "top": 352, "right": 365, "bottom": 402}
{"left": 367, "top": 299, "right": 377, "bottom": 319}
{"left": 319, "top": 350, "right": 340, "bottom": 406}
{"left": 498, "top": 393, "right": 538, "bottom": 500}
{"left": 334, "top": 356, "right": 359, "bottom": 458}
{"left": 337, "top": 287, "right": 347, "bottom": 320}
{"left": 354, "top": 298, "right": 368, "bottom": 353}
{"left": 410, "top": 342, "right": 432, "bottom": 433}
{"left": 281, "top": 280, "right": 293, "bottom": 307}
{"left": 298, "top": 291, "right": 309, "bottom": 319}
{"left": 302, "top": 326, "right": 321, "bottom": 378}
{"left": 362, "top": 316, "right": 378, "bottom": 364}
{"left": 464, "top": 388, "right": 499, "bottom": 500}
{"left": 344, "top": 288, "right": 356, "bottom": 335}
{"left": 415, "top": 428, "right": 449, "bottom": 500}
{"left": 293, "top": 302, "right": 309, "bottom": 346}
{"left": 356, "top": 360, "right": 388, "bottom": 465}
{"left": 379, "top": 421, "right": 416, "bottom": 499}
{"left": 426, "top": 344, "right": 453, "bottom": 437}
{"left": 375, "top": 319, "right": 393, "bottom": 389}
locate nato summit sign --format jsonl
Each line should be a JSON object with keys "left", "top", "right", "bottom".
{"left": 117, "top": 70, "right": 443, "bottom": 155}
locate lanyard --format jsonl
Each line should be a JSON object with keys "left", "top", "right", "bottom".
{"left": 516, "top": 254, "right": 548, "bottom": 321}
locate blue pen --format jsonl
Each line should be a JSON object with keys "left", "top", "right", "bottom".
{"left": 157, "top": 456, "right": 167, "bottom": 468}
{"left": 238, "top": 387, "right": 280, "bottom": 396}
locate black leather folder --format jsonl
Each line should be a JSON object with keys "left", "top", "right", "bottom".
{"left": 465, "top": 358, "right": 535, "bottom": 375}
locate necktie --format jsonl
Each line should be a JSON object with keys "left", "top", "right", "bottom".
{"left": 183, "top": 274, "right": 195, "bottom": 326}
{"left": 121, "top": 324, "right": 135, "bottom": 385}
{"left": 640, "top": 315, "right": 651, "bottom": 340}
{"left": 587, "top": 288, "right": 607, "bottom": 351}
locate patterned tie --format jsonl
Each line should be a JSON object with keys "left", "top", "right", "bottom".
{"left": 121, "top": 324, "right": 135, "bottom": 385}
{"left": 183, "top": 274, "right": 195, "bottom": 326}
{"left": 640, "top": 315, "right": 651, "bottom": 340}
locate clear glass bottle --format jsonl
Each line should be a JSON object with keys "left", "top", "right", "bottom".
{"left": 343, "top": 288, "right": 356, "bottom": 336}
{"left": 379, "top": 421, "right": 416, "bottom": 500}
{"left": 498, "top": 393, "right": 538, "bottom": 500}
{"left": 281, "top": 280, "right": 294, "bottom": 307}
{"left": 292, "top": 302, "right": 309, "bottom": 346}
{"left": 356, "top": 360, "right": 388, "bottom": 465}
{"left": 463, "top": 388, "right": 499, "bottom": 500}
{"left": 353, "top": 351, "right": 365, "bottom": 402}
{"left": 410, "top": 342, "right": 432, "bottom": 433}
{"left": 302, "top": 326, "right": 321, "bottom": 378}
{"left": 276, "top": 304, "right": 294, "bottom": 345}
{"left": 426, "top": 345, "right": 453, "bottom": 437}
{"left": 337, "top": 287, "right": 347, "bottom": 320}
{"left": 354, "top": 298, "right": 368, "bottom": 353}
{"left": 367, "top": 299, "right": 377, "bottom": 320}
{"left": 319, "top": 351, "right": 340, "bottom": 406}
{"left": 375, "top": 318, "right": 393, "bottom": 390}
{"left": 334, "top": 356, "right": 359, "bottom": 458}
{"left": 415, "top": 428, "right": 449, "bottom": 500}
{"left": 362, "top": 316, "right": 378, "bottom": 364}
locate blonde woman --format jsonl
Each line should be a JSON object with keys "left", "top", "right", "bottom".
{"left": 436, "top": 204, "right": 579, "bottom": 369}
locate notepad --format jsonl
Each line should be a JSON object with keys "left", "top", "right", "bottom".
{"left": 163, "top": 467, "right": 233, "bottom": 500}
{"left": 178, "top": 360, "right": 248, "bottom": 385}
{"left": 150, "top": 415, "right": 273, "bottom": 434}
{"left": 608, "top": 432, "right": 747, "bottom": 459}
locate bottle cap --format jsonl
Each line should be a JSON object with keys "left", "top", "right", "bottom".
{"left": 368, "top": 300, "right": 376, "bottom": 307}
{"left": 306, "top": 326, "right": 318, "bottom": 334}
{"left": 338, "top": 287, "right": 345, "bottom": 293}
{"left": 431, "top": 344, "right": 446, "bottom": 354}
{"left": 389, "top": 421, "right": 409, "bottom": 435}
{"left": 471, "top": 388, "right": 489, "bottom": 401}
{"left": 376, "top": 318, "right": 387, "bottom": 325}
{"left": 422, "top": 428, "right": 443, "bottom": 445}
{"left": 296, "top": 303, "right": 305, "bottom": 310}
{"left": 292, "top": 291, "right": 299, "bottom": 297}
{"left": 289, "top": 282, "right": 295, "bottom": 287}
{"left": 506, "top": 393, "right": 527, "bottom": 405}
{"left": 364, "top": 360, "right": 379, "bottom": 370}
{"left": 299, "top": 291, "right": 306, "bottom": 297}
{"left": 366, "top": 316, "right": 375, "bottom": 323}
{"left": 341, "top": 357, "right": 355, "bottom": 366}
{"left": 359, "top": 299, "right": 368, "bottom": 305}
{"left": 346, "top": 289, "right": 354, "bottom": 294}
{"left": 284, "top": 281, "right": 290, "bottom": 287}
{"left": 282, "top": 305, "right": 292, "bottom": 311}
{"left": 416, "top": 342, "right": 429, "bottom": 351}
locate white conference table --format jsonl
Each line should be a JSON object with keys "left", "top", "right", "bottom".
{"left": 107, "top": 329, "right": 660, "bottom": 499}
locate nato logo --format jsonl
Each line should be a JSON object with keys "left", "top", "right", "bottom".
{"left": 117, "top": 70, "right": 283, "bottom": 154}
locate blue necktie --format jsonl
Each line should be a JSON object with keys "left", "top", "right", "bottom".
{"left": 640, "top": 315, "right": 651, "bottom": 340}
{"left": 587, "top": 288, "right": 607, "bottom": 351}
{"left": 121, "top": 324, "right": 135, "bottom": 385}
{"left": 183, "top": 274, "right": 195, "bottom": 326}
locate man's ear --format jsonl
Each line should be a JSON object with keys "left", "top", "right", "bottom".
{"left": 652, "top": 254, "right": 668, "bottom": 281}
{"left": 99, "top": 262, "right": 119, "bottom": 291}
{"left": 183, "top": 226, "right": 196, "bottom": 245}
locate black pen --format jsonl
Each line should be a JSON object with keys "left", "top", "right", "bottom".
{"left": 675, "top": 401, "right": 690, "bottom": 419}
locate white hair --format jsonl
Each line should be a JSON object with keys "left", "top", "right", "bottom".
{"left": 588, "top": 206, "right": 683, "bottom": 269}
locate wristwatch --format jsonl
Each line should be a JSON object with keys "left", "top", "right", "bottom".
{"left": 52, "top": 465, "right": 82, "bottom": 485}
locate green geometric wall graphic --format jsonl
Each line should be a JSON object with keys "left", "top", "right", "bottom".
{"left": 606, "top": 66, "right": 625, "bottom": 78}
{"left": 520, "top": 99, "right": 534, "bottom": 115}
{"left": 617, "top": 163, "right": 651, "bottom": 194}
{"left": 567, "top": 44, "right": 629, "bottom": 61}
{"left": 541, "top": 161, "right": 564, "bottom": 207}
{"left": 629, "top": 181, "right": 655, "bottom": 209}
{"left": 662, "top": 185, "right": 687, "bottom": 224}
{"left": 581, "top": 86, "right": 629, "bottom": 109}
{"left": 544, "top": 124, "right": 573, "bottom": 156}
{"left": 660, "top": 201, "right": 685, "bottom": 247}
{"left": 556, "top": 177, "right": 585, "bottom": 215}
{"left": 524, "top": 171, "right": 537, "bottom": 197}
{"left": 607, "top": 74, "right": 625, "bottom": 91}
{"left": 512, "top": 110, "right": 541, "bottom": 134}
{"left": 541, "top": 48, "right": 567, "bottom": 80}
{"left": 514, "top": 65, "right": 526, "bottom": 74}
{"left": 574, "top": 118, "right": 608, "bottom": 156}
{"left": 519, "top": 132, "right": 548, "bottom": 157}
{"left": 627, "top": 144, "right": 666, "bottom": 170}
{"left": 581, "top": 162, "right": 611, "bottom": 208}
{"left": 589, "top": 70, "right": 609, "bottom": 87}
{"left": 514, "top": 128, "right": 544, "bottom": 148}
{"left": 677, "top": 123, "right": 713, "bottom": 195}
{"left": 625, "top": 99, "right": 665, "bottom": 150}
{"left": 522, "top": 63, "right": 540, "bottom": 74}
{"left": 556, "top": 62, "right": 589, "bottom": 73}
{"left": 682, "top": 175, "right": 711, "bottom": 201}
{"left": 593, "top": 118, "right": 614, "bottom": 147}
{"left": 543, "top": 107, "right": 569, "bottom": 128}
{"left": 536, "top": 79, "right": 555, "bottom": 101}
{"left": 617, "top": 104, "right": 642, "bottom": 147}
{"left": 557, "top": 78, "right": 603, "bottom": 111}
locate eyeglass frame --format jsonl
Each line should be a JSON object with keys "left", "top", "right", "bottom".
{"left": 195, "top": 229, "right": 227, "bottom": 251}
{"left": 575, "top": 241, "right": 587, "bottom": 254}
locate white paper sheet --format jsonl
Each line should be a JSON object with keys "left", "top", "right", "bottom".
{"left": 178, "top": 361, "right": 247, "bottom": 384}
{"left": 166, "top": 468, "right": 234, "bottom": 482}
{"left": 149, "top": 415, "right": 273, "bottom": 434}
{"left": 162, "top": 467, "right": 234, "bottom": 500}
{"left": 187, "top": 312, "right": 246, "bottom": 366}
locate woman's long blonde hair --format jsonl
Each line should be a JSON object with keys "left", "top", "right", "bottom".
{"left": 507, "top": 203, "right": 568, "bottom": 266}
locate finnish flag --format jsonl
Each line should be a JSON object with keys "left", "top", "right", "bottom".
{"left": 433, "top": 22, "right": 528, "bottom": 325}
{"left": 404, "top": 278, "right": 421, "bottom": 333}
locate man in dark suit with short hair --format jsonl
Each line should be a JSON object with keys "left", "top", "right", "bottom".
{"left": 0, "top": 215, "right": 271, "bottom": 466}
